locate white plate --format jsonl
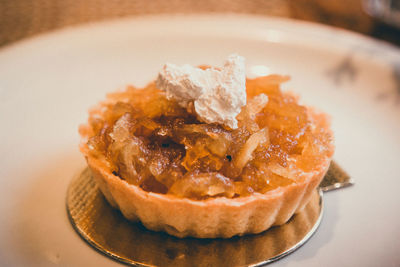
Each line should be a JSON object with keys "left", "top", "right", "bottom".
{"left": 0, "top": 14, "right": 399, "bottom": 267}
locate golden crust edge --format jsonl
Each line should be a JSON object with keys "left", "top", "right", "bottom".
{"left": 84, "top": 154, "right": 329, "bottom": 238}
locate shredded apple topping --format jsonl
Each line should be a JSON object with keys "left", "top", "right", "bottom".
{"left": 82, "top": 75, "right": 333, "bottom": 200}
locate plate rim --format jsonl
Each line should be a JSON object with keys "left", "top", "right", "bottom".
{"left": 1, "top": 13, "right": 399, "bottom": 59}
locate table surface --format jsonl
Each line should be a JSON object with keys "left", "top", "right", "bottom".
{"left": 1, "top": 0, "right": 400, "bottom": 48}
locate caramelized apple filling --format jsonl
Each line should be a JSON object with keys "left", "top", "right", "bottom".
{"left": 83, "top": 75, "right": 333, "bottom": 199}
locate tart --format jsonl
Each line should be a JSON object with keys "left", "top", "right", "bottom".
{"left": 79, "top": 61, "right": 334, "bottom": 238}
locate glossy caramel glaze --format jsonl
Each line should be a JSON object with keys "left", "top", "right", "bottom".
{"left": 80, "top": 75, "right": 333, "bottom": 199}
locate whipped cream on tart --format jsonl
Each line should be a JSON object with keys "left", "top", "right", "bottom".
{"left": 79, "top": 55, "right": 334, "bottom": 238}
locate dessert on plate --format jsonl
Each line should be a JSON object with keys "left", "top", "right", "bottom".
{"left": 79, "top": 54, "right": 334, "bottom": 238}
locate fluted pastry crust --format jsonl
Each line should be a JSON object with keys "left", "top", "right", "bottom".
{"left": 82, "top": 151, "right": 329, "bottom": 238}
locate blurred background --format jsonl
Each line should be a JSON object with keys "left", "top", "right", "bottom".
{"left": 1, "top": 2, "right": 400, "bottom": 266}
{"left": 1, "top": 0, "right": 400, "bottom": 48}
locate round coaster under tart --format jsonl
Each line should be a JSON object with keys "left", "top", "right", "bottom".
{"left": 66, "top": 164, "right": 349, "bottom": 266}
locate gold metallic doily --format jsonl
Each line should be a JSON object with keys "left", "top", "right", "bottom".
{"left": 66, "top": 166, "right": 336, "bottom": 266}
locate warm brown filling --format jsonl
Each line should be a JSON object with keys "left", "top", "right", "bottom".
{"left": 83, "top": 75, "right": 333, "bottom": 199}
